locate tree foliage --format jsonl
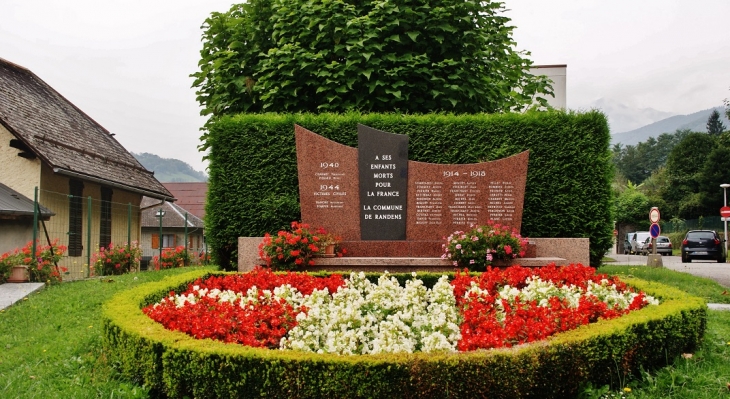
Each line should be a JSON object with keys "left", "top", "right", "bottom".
{"left": 192, "top": 0, "right": 553, "bottom": 116}
{"left": 706, "top": 109, "right": 726, "bottom": 135}
{"left": 663, "top": 132, "right": 719, "bottom": 218}
{"left": 614, "top": 186, "right": 650, "bottom": 226}
{"left": 611, "top": 129, "right": 689, "bottom": 185}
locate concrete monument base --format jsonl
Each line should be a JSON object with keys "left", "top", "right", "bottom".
{"left": 238, "top": 237, "right": 589, "bottom": 273}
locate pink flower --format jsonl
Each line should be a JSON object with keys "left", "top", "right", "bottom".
{"left": 504, "top": 245, "right": 512, "bottom": 255}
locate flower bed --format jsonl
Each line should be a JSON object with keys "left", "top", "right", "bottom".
{"left": 102, "top": 268, "right": 706, "bottom": 398}
{"left": 143, "top": 264, "right": 657, "bottom": 354}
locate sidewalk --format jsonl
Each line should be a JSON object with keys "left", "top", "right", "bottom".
{"left": 0, "top": 282, "right": 45, "bottom": 310}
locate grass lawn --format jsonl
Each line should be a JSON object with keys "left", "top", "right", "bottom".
{"left": 0, "top": 265, "right": 728, "bottom": 398}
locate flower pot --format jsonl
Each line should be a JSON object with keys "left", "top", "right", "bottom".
{"left": 7, "top": 265, "right": 30, "bottom": 283}
{"left": 323, "top": 244, "right": 336, "bottom": 258}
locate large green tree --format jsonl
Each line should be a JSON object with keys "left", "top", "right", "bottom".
{"left": 663, "top": 132, "right": 718, "bottom": 218}
{"left": 192, "top": 0, "right": 553, "bottom": 116}
{"left": 707, "top": 109, "right": 726, "bottom": 135}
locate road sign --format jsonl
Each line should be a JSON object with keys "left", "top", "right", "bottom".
{"left": 649, "top": 207, "right": 661, "bottom": 223}
{"left": 650, "top": 222, "right": 661, "bottom": 238}
{"left": 721, "top": 206, "right": 730, "bottom": 218}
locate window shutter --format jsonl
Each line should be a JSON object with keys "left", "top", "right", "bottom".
{"left": 151, "top": 234, "right": 159, "bottom": 249}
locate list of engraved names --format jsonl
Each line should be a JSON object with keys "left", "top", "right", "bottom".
{"left": 414, "top": 170, "right": 516, "bottom": 227}
{"left": 312, "top": 162, "right": 347, "bottom": 211}
{"left": 487, "top": 181, "right": 515, "bottom": 222}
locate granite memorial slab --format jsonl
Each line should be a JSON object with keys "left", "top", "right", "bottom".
{"left": 358, "top": 125, "right": 409, "bottom": 240}
{"left": 295, "top": 124, "right": 529, "bottom": 257}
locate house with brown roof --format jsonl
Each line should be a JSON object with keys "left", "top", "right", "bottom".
{"left": 0, "top": 57, "right": 173, "bottom": 278}
{"left": 162, "top": 182, "right": 208, "bottom": 221}
{"left": 140, "top": 197, "right": 205, "bottom": 268}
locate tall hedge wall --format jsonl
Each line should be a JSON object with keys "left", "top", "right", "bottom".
{"left": 204, "top": 111, "right": 613, "bottom": 268}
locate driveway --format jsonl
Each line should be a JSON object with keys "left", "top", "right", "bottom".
{"left": 606, "top": 253, "right": 730, "bottom": 288}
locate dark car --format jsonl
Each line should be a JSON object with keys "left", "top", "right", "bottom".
{"left": 681, "top": 230, "right": 726, "bottom": 263}
{"left": 641, "top": 235, "right": 673, "bottom": 256}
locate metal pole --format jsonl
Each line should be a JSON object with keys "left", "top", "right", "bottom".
{"left": 87, "top": 196, "right": 92, "bottom": 277}
{"left": 184, "top": 212, "right": 188, "bottom": 266}
{"left": 32, "top": 187, "right": 38, "bottom": 263}
{"left": 127, "top": 203, "right": 132, "bottom": 247}
{"left": 722, "top": 184, "right": 728, "bottom": 256}
{"left": 158, "top": 208, "right": 163, "bottom": 266}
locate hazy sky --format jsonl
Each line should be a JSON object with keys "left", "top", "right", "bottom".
{"left": 3, "top": 1, "right": 729, "bottom": 173}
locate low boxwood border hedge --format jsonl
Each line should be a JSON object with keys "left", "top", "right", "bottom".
{"left": 101, "top": 269, "right": 706, "bottom": 399}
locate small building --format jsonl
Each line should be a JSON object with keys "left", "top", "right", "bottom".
{"left": 0, "top": 182, "right": 55, "bottom": 254}
{"left": 140, "top": 197, "right": 205, "bottom": 268}
{"left": 0, "top": 57, "right": 173, "bottom": 278}
{"left": 530, "top": 64, "right": 567, "bottom": 109}
{"left": 162, "top": 182, "right": 208, "bottom": 221}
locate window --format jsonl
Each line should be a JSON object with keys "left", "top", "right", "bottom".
{"left": 68, "top": 180, "right": 84, "bottom": 256}
{"left": 152, "top": 234, "right": 176, "bottom": 249}
{"left": 162, "top": 234, "right": 176, "bottom": 248}
{"left": 100, "top": 187, "right": 112, "bottom": 248}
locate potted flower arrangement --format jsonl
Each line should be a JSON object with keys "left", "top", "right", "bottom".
{"left": 0, "top": 239, "right": 68, "bottom": 284}
{"left": 259, "top": 222, "right": 344, "bottom": 270}
{"left": 442, "top": 220, "right": 529, "bottom": 271}
{"left": 91, "top": 241, "right": 142, "bottom": 276}
{"left": 152, "top": 245, "right": 191, "bottom": 270}
{"left": 316, "top": 231, "right": 341, "bottom": 257}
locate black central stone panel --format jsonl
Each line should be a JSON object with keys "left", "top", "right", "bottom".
{"left": 358, "top": 124, "right": 409, "bottom": 240}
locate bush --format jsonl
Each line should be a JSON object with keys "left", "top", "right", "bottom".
{"left": 152, "top": 246, "right": 191, "bottom": 270}
{"left": 102, "top": 269, "right": 705, "bottom": 398}
{"left": 92, "top": 242, "right": 142, "bottom": 276}
{"left": 204, "top": 111, "right": 614, "bottom": 269}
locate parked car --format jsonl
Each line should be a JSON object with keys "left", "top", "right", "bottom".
{"left": 681, "top": 230, "right": 726, "bottom": 263}
{"left": 630, "top": 232, "right": 651, "bottom": 255}
{"left": 640, "top": 236, "right": 672, "bottom": 256}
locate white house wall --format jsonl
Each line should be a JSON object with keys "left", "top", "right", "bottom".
{"left": 0, "top": 124, "right": 41, "bottom": 199}
{"left": 530, "top": 65, "right": 567, "bottom": 110}
{"left": 0, "top": 220, "right": 34, "bottom": 254}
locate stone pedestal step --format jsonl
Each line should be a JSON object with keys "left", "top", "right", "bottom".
{"left": 308, "top": 257, "right": 567, "bottom": 273}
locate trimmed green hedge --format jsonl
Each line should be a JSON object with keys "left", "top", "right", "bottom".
{"left": 204, "top": 111, "right": 614, "bottom": 269}
{"left": 102, "top": 269, "right": 706, "bottom": 399}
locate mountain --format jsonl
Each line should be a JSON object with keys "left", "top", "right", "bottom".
{"left": 610, "top": 106, "right": 730, "bottom": 146}
{"left": 132, "top": 152, "right": 208, "bottom": 182}
{"left": 589, "top": 98, "right": 676, "bottom": 134}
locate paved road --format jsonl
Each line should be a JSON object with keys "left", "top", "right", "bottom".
{"left": 606, "top": 253, "right": 730, "bottom": 288}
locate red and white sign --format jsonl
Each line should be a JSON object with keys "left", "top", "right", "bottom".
{"left": 649, "top": 207, "right": 661, "bottom": 223}
{"left": 721, "top": 206, "right": 730, "bottom": 218}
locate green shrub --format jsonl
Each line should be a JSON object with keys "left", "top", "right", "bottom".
{"left": 204, "top": 111, "right": 613, "bottom": 269}
{"left": 102, "top": 270, "right": 706, "bottom": 398}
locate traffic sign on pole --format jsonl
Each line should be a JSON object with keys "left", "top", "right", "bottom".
{"left": 650, "top": 222, "right": 661, "bottom": 238}
{"left": 721, "top": 206, "right": 730, "bottom": 218}
{"left": 649, "top": 207, "right": 661, "bottom": 223}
